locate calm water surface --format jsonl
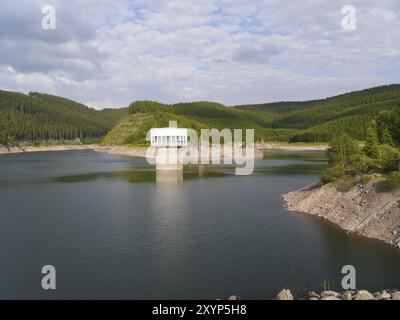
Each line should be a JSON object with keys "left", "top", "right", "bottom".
{"left": 0, "top": 150, "right": 399, "bottom": 299}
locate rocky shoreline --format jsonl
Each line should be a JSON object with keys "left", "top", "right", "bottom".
{"left": 275, "top": 289, "right": 400, "bottom": 300}
{"left": 282, "top": 177, "right": 400, "bottom": 248}
{"left": 94, "top": 145, "right": 149, "bottom": 158}
{"left": 0, "top": 142, "right": 328, "bottom": 157}
{"left": 1, "top": 144, "right": 266, "bottom": 161}
{"left": 0, "top": 144, "right": 97, "bottom": 155}
{"left": 257, "top": 142, "right": 328, "bottom": 151}
{"left": 226, "top": 288, "right": 400, "bottom": 300}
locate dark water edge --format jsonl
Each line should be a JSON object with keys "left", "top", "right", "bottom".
{"left": 0, "top": 150, "right": 399, "bottom": 299}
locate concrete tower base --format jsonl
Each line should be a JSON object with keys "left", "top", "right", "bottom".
{"left": 155, "top": 147, "right": 183, "bottom": 171}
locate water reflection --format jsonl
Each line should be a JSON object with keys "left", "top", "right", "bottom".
{"left": 263, "top": 150, "right": 328, "bottom": 162}
{"left": 156, "top": 170, "right": 183, "bottom": 183}
{"left": 55, "top": 170, "right": 156, "bottom": 183}
{"left": 54, "top": 165, "right": 227, "bottom": 184}
{"left": 49, "top": 151, "right": 328, "bottom": 185}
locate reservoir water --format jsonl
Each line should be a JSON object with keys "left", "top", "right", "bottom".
{"left": 0, "top": 150, "right": 399, "bottom": 299}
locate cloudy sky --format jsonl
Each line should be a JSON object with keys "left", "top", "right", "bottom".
{"left": 0, "top": 0, "right": 399, "bottom": 109}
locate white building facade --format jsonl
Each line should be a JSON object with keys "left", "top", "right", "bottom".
{"left": 150, "top": 128, "right": 188, "bottom": 147}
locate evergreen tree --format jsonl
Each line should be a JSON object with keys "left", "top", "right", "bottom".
{"left": 0, "top": 130, "right": 6, "bottom": 146}
{"left": 380, "top": 126, "right": 393, "bottom": 145}
{"left": 363, "top": 122, "right": 380, "bottom": 158}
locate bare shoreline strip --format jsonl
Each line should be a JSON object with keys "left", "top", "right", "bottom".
{"left": 0, "top": 144, "right": 98, "bottom": 155}
{"left": 257, "top": 143, "right": 329, "bottom": 151}
{"left": 0, "top": 142, "right": 329, "bottom": 156}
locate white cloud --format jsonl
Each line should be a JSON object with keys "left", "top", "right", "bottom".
{"left": 0, "top": 0, "right": 399, "bottom": 108}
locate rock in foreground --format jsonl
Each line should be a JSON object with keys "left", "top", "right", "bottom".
{"left": 276, "top": 289, "right": 294, "bottom": 300}
{"left": 274, "top": 289, "right": 400, "bottom": 300}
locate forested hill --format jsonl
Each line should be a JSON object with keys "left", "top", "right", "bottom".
{"left": 236, "top": 84, "right": 400, "bottom": 142}
{"left": 104, "top": 84, "right": 400, "bottom": 145}
{"left": 1, "top": 84, "right": 400, "bottom": 146}
{"left": 0, "top": 90, "right": 127, "bottom": 144}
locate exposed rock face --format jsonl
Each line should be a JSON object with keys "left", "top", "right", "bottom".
{"left": 276, "top": 289, "right": 294, "bottom": 300}
{"left": 282, "top": 178, "right": 400, "bottom": 247}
